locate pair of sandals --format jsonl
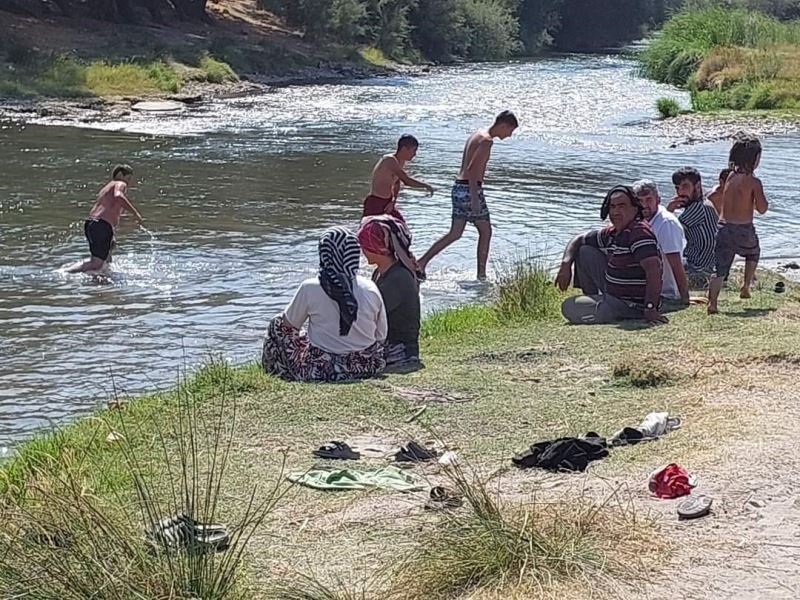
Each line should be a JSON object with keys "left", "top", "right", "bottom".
{"left": 312, "top": 440, "right": 439, "bottom": 463}
{"left": 146, "top": 513, "right": 230, "bottom": 553}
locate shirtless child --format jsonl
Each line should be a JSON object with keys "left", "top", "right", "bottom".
{"left": 417, "top": 110, "right": 518, "bottom": 280}
{"left": 707, "top": 133, "right": 768, "bottom": 314}
{"left": 68, "top": 164, "right": 143, "bottom": 273}
{"left": 363, "top": 134, "right": 434, "bottom": 221}
{"left": 707, "top": 168, "right": 732, "bottom": 215}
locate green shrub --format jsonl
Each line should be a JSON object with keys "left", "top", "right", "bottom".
{"left": 35, "top": 56, "right": 88, "bottom": 97}
{"left": 462, "top": 0, "right": 522, "bottom": 61}
{"left": 198, "top": 54, "right": 238, "bottom": 84}
{"left": 641, "top": 7, "right": 800, "bottom": 85}
{"left": 656, "top": 96, "right": 682, "bottom": 118}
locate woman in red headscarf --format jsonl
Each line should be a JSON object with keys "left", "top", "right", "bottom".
{"left": 357, "top": 215, "right": 423, "bottom": 372}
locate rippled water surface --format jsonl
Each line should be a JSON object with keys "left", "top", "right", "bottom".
{"left": 2, "top": 55, "right": 799, "bottom": 445}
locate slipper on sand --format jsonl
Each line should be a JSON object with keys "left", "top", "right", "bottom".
{"left": 312, "top": 441, "right": 361, "bottom": 461}
{"left": 424, "top": 486, "right": 464, "bottom": 510}
{"left": 394, "top": 440, "right": 439, "bottom": 463}
{"left": 677, "top": 495, "right": 713, "bottom": 520}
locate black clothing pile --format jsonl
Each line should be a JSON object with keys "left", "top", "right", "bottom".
{"left": 512, "top": 434, "right": 609, "bottom": 472}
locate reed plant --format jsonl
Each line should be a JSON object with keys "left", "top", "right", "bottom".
{"left": 0, "top": 361, "right": 289, "bottom": 598}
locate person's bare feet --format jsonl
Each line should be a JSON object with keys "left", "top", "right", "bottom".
{"left": 707, "top": 304, "right": 719, "bottom": 315}
{"left": 740, "top": 287, "right": 751, "bottom": 299}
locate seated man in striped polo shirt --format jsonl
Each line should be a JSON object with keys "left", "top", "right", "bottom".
{"left": 555, "top": 186, "right": 667, "bottom": 326}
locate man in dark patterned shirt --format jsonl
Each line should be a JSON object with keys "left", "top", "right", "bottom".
{"left": 555, "top": 186, "right": 667, "bottom": 325}
{"left": 667, "top": 167, "right": 718, "bottom": 285}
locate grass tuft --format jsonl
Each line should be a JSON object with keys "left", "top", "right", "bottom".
{"left": 198, "top": 54, "right": 239, "bottom": 84}
{"left": 397, "top": 461, "right": 654, "bottom": 599}
{"left": 0, "top": 362, "right": 289, "bottom": 598}
{"left": 421, "top": 305, "right": 497, "bottom": 338}
{"left": 656, "top": 96, "right": 682, "bottom": 118}
{"left": 612, "top": 363, "right": 673, "bottom": 388}
{"left": 494, "top": 258, "right": 563, "bottom": 322}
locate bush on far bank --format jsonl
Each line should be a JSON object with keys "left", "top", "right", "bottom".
{"left": 641, "top": 6, "right": 800, "bottom": 111}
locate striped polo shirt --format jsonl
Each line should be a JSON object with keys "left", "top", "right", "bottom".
{"left": 678, "top": 198, "right": 718, "bottom": 273}
{"left": 584, "top": 220, "right": 661, "bottom": 303}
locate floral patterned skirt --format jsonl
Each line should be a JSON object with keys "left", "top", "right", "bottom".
{"left": 262, "top": 315, "right": 385, "bottom": 382}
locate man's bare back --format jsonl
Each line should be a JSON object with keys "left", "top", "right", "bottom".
{"left": 89, "top": 180, "right": 130, "bottom": 229}
{"left": 369, "top": 154, "right": 405, "bottom": 200}
{"left": 720, "top": 172, "right": 768, "bottom": 224}
{"left": 457, "top": 130, "right": 493, "bottom": 183}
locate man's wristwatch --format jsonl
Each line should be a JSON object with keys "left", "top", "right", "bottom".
{"left": 645, "top": 302, "right": 656, "bottom": 310}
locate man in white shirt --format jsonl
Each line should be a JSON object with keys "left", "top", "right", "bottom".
{"left": 633, "top": 180, "right": 690, "bottom": 307}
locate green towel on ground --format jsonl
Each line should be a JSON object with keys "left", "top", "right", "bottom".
{"left": 287, "top": 465, "right": 422, "bottom": 492}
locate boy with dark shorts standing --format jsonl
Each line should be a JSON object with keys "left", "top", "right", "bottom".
{"left": 68, "top": 164, "right": 143, "bottom": 273}
{"left": 707, "top": 133, "right": 768, "bottom": 314}
{"left": 417, "top": 111, "right": 518, "bottom": 280}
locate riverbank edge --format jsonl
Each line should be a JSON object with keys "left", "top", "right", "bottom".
{"left": 2, "top": 266, "right": 800, "bottom": 595}
{"left": 0, "top": 61, "right": 421, "bottom": 125}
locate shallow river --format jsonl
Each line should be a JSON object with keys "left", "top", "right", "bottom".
{"left": 2, "top": 54, "right": 799, "bottom": 447}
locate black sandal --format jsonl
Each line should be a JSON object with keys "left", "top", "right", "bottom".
{"left": 312, "top": 441, "right": 361, "bottom": 461}
{"left": 394, "top": 440, "right": 438, "bottom": 462}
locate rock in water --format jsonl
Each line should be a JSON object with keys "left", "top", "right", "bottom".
{"left": 131, "top": 101, "right": 185, "bottom": 113}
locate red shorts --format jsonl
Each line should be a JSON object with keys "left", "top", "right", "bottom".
{"left": 362, "top": 195, "right": 405, "bottom": 222}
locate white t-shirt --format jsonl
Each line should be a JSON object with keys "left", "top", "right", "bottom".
{"left": 283, "top": 275, "right": 387, "bottom": 354}
{"left": 649, "top": 205, "right": 686, "bottom": 300}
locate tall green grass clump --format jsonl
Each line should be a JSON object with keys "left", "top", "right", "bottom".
{"left": 396, "top": 461, "right": 651, "bottom": 599}
{"left": 85, "top": 60, "right": 181, "bottom": 95}
{"left": 494, "top": 259, "right": 562, "bottom": 322}
{"left": 0, "top": 362, "right": 288, "bottom": 598}
{"left": 641, "top": 7, "right": 800, "bottom": 86}
{"left": 198, "top": 54, "right": 239, "bottom": 84}
{"left": 421, "top": 305, "right": 498, "bottom": 338}
{"left": 656, "top": 96, "right": 682, "bottom": 117}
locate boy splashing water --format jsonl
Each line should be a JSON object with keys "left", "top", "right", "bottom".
{"left": 707, "top": 133, "right": 769, "bottom": 314}
{"left": 68, "top": 164, "right": 143, "bottom": 273}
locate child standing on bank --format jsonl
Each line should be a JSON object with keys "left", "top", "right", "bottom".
{"left": 68, "top": 164, "right": 143, "bottom": 273}
{"left": 707, "top": 133, "right": 768, "bottom": 314}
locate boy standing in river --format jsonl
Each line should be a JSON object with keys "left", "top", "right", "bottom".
{"left": 68, "top": 164, "right": 143, "bottom": 273}
{"left": 707, "top": 133, "right": 768, "bottom": 314}
{"left": 416, "top": 110, "right": 518, "bottom": 280}
{"left": 363, "top": 134, "right": 434, "bottom": 221}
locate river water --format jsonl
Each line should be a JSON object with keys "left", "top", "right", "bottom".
{"left": 2, "top": 54, "right": 799, "bottom": 447}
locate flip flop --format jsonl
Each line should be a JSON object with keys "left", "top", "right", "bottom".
{"left": 312, "top": 441, "right": 361, "bottom": 461}
{"left": 394, "top": 440, "right": 439, "bottom": 462}
{"left": 147, "top": 513, "right": 230, "bottom": 553}
{"left": 677, "top": 495, "right": 713, "bottom": 520}
{"left": 424, "top": 485, "right": 464, "bottom": 510}
{"left": 775, "top": 281, "right": 786, "bottom": 294}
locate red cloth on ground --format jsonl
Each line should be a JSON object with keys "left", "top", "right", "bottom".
{"left": 648, "top": 463, "right": 693, "bottom": 499}
{"left": 362, "top": 195, "right": 405, "bottom": 222}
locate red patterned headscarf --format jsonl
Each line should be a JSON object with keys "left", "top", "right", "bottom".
{"left": 357, "top": 215, "right": 417, "bottom": 280}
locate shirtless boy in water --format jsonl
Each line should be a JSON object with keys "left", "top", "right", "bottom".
{"left": 363, "top": 134, "right": 434, "bottom": 221}
{"left": 417, "top": 111, "right": 518, "bottom": 280}
{"left": 707, "top": 133, "right": 768, "bottom": 314}
{"left": 68, "top": 164, "right": 143, "bottom": 273}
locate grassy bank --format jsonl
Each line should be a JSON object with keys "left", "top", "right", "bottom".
{"left": 643, "top": 7, "right": 800, "bottom": 112}
{"left": 1, "top": 263, "right": 799, "bottom": 597}
{"left": 0, "top": 48, "right": 244, "bottom": 99}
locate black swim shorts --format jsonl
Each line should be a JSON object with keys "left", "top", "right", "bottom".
{"left": 714, "top": 222, "right": 760, "bottom": 279}
{"left": 84, "top": 218, "right": 114, "bottom": 261}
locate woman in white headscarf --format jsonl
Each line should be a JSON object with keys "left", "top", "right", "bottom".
{"left": 262, "top": 227, "right": 387, "bottom": 382}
